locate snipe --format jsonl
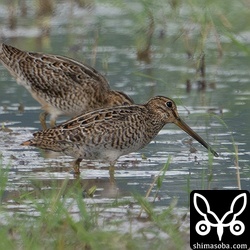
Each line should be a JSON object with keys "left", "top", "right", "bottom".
{"left": 0, "top": 43, "right": 133, "bottom": 129}
{"left": 21, "top": 96, "right": 218, "bottom": 174}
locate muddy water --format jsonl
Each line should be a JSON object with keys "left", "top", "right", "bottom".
{"left": 0, "top": 1, "right": 249, "bottom": 216}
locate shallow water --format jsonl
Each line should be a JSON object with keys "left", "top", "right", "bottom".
{"left": 0, "top": 1, "right": 249, "bottom": 217}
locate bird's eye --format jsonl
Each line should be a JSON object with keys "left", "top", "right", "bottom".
{"left": 166, "top": 101, "right": 172, "bottom": 108}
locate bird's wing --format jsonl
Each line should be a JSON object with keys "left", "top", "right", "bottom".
{"left": 21, "top": 52, "right": 110, "bottom": 96}
{"left": 31, "top": 106, "right": 142, "bottom": 141}
{"left": 0, "top": 44, "right": 110, "bottom": 97}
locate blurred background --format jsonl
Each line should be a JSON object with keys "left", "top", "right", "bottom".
{"left": 0, "top": 0, "right": 249, "bottom": 207}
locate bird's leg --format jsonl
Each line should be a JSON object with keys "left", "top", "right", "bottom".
{"left": 39, "top": 111, "right": 48, "bottom": 130}
{"left": 72, "top": 158, "right": 82, "bottom": 176}
{"left": 109, "top": 164, "right": 115, "bottom": 184}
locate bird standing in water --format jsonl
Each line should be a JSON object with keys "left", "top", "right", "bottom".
{"left": 0, "top": 43, "right": 133, "bottom": 129}
{"left": 21, "top": 96, "right": 218, "bottom": 174}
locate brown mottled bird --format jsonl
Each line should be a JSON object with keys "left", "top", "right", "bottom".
{"left": 0, "top": 43, "right": 133, "bottom": 129}
{"left": 21, "top": 96, "right": 218, "bottom": 174}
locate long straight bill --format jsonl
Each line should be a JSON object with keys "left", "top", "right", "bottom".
{"left": 174, "top": 118, "right": 218, "bottom": 157}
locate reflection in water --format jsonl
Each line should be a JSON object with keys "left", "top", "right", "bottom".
{"left": 1, "top": 174, "right": 120, "bottom": 204}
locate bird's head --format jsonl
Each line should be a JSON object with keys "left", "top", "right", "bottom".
{"left": 146, "top": 96, "right": 218, "bottom": 157}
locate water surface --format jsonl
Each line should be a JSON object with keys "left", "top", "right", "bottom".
{"left": 0, "top": 1, "right": 249, "bottom": 217}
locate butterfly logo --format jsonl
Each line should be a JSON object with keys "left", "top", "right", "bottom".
{"left": 193, "top": 193, "right": 247, "bottom": 241}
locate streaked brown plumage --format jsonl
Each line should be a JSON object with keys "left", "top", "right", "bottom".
{"left": 0, "top": 43, "right": 133, "bottom": 129}
{"left": 21, "top": 96, "right": 218, "bottom": 174}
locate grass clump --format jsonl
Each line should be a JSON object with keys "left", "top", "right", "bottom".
{"left": 0, "top": 160, "right": 189, "bottom": 250}
{"left": 0, "top": 174, "right": 189, "bottom": 249}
